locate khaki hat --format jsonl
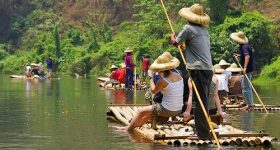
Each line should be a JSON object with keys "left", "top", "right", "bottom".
{"left": 219, "top": 59, "right": 230, "bottom": 66}
{"left": 31, "top": 63, "right": 39, "bottom": 67}
{"left": 226, "top": 63, "right": 242, "bottom": 73}
{"left": 230, "top": 31, "right": 249, "bottom": 44}
{"left": 110, "top": 65, "right": 118, "bottom": 69}
{"left": 124, "top": 47, "right": 133, "bottom": 53}
{"left": 179, "top": 3, "right": 210, "bottom": 26}
{"left": 149, "top": 52, "right": 180, "bottom": 71}
{"left": 213, "top": 64, "right": 225, "bottom": 74}
{"left": 120, "top": 63, "right": 126, "bottom": 68}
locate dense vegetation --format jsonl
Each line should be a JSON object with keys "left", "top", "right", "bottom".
{"left": 0, "top": 0, "right": 279, "bottom": 78}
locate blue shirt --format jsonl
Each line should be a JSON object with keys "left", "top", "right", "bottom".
{"left": 240, "top": 44, "right": 254, "bottom": 72}
{"left": 46, "top": 58, "right": 53, "bottom": 69}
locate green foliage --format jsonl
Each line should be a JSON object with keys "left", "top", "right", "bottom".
{"left": 256, "top": 57, "right": 280, "bottom": 82}
{"left": 0, "top": 1, "right": 279, "bottom": 79}
{"left": 210, "top": 12, "right": 279, "bottom": 68}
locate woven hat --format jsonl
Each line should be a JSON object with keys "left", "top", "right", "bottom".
{"left": 219, "top": 59, "right": 230, "bottom": 66}
{"left": 31, "top": 63, "right": 39, "bottom": 67}
{"left": 226, "top": 63, "right": 242, "bottom": 73}
{"left": 120, "top": 63, "right": 126, "bottom": 68}
{"left": 230, "top": 31, "right": 249, "bottom": 44}
{"left": 149, "top": 52, "right": 180, "bottom": 71}
{"left": 213, "top": 64, "right": 225, "bottom": 74}
{"left": 110, "top": 65, "right": 118, "bottom": 69}
{"left": 179, "top": 3, "right": 210, "bottom": 26}
{"left": 124, "top": 47, "right": 133, "bottom": 53}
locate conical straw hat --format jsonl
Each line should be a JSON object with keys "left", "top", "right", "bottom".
{"left": 124, "top": 47, "right": 133, "bottom": 53}
{"left": 110, "top": 65, "right": 118, "bottom": 69}
{"left": 219, "top": 59, "right": 230, "bottom": 66}
{"left": 149, "top": 52, "right": 180, "bottom": 71}
{"left": 226, "top": 63, "right": 242, "bottom": 73}
{"left": 230, "top": 31, "right": 249, "bottom": 44}
{"left": 120, "top": 63, "right": 126, "bottom": 68}
{"left": 213, "top": 64, "right": 225, "bottom": 74}
{"left": 179, "top": 3, "right": 210, "bottom": 26}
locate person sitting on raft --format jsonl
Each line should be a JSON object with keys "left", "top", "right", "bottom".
{"left": 103, "top": 65, "right": 120, "bottom": 87}
{"left": 25, "top": 63, "right": 32, "bottom": 77}
{"left": 183, "top": 70, "right": 227, "bottom": 123}
{"left": 116, "top": 52, "right": 183, "bottom": 132}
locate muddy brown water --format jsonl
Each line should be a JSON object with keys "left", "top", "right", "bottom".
{"left": 0, "top": 75, "right": 279, "bottom": 149}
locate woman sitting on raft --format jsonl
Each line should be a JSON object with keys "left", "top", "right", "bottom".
{"left": 117, "top": 52, "right": 184, "bottom": 132}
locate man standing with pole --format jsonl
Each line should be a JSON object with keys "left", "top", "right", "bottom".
{"left": 170, "top": 4, "right": 213, "bottom": 140}
{"left": 230, "top": 32, "right": 256, "bottom": 110}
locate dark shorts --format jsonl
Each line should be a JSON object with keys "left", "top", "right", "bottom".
{"left": 153, "top": 103, "right": 181, "bottom": 123}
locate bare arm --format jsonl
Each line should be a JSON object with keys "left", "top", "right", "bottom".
{"left": 213, "top": 77, "right": 226, "bottom": 118}
{"left": 150, "top": 78, "right": 167, "bottom": 95}
{"left": 243, "top": 55, "right": 250, "bottom": 74}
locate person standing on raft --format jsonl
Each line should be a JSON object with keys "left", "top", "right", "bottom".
{"left": 170, "top": 3, "right": 213, "bottom": 140}
{"left": 230, "top": 31, "right": 255, "bottom": 110}
{"left": 124, "top": 47, "right": 135, "bottom": 89}
{"left": 116, "top": 52, "right": 183, "bottom": 132}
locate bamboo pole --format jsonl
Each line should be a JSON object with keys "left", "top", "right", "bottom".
{"left": 159, "top": 0, "right": 220, "bottom": 148}
{"left": 134, "top": 55, "right": 137, "bottom": 93}
{"left": 109, "top": 107, "right": 129, "bottom": 125}
{"left": 234, "top": 57, "right": 268, "bottom": 114}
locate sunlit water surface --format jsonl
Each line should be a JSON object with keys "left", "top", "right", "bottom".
{"left": 0, "top": 75, "right": 279, "bottom": 150}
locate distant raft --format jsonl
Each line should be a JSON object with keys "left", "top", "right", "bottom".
{"left": 97, "top": 77, "right": 147, "bottom": 91}
{"left": 107, "top": 104, "right": 278, "bottom": 147}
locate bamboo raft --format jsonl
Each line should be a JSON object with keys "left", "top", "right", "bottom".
{"left": 107, "top": 104, "right": 278, "bottom": 147}
{"left": 224, "top": 104, "right": 280, "bottom": 111}
{"left": 97, "top": 77, "right": 147, "bottom": 91}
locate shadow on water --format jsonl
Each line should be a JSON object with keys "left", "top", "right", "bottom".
{"left": 0, "top": 75, "right": 279, "bottom": 149}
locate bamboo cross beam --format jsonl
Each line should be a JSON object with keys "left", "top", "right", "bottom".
{"left": 159, "top": 0, "right": 221, "bottom": 148}
{"left": 154, "top": 133, "right": 269, "bottom": 140}
{"left": 233, "top": 57, "right": 268, "bottom": 114}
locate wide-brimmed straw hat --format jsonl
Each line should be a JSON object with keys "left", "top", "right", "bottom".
{"left": 230, "top": 31, "right": 249, "bottom": 44}
{"left": 226, "top": 63, "right": 242, "bottom": 73}
{"left": 31, "top": 63, "right": 39, "bottom": 67}
{"left": 213, "top": 64, "right": 225, "bottom": 74}
{"left": 179, "top": 3, "right": 210, "bottom": 26}
{"left": 110, "top": 65, "right": 118, "bottom": 69}
{"left": 219, "top": 59, "right": 230, "bottom": 66}
{"left": 149, "top": 52, "right": 180, "bottom": 71}
{"left": 124, "top": 47, "right": 133, "bottom": 53}
{"left": 120, "top": 63, "right": 126, "bottom": 68}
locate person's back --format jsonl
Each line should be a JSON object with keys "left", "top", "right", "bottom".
{"left": 118, "top": 67, "right": 126, "bottom": 84}
{"left": 177, "top": 24, "right": 212, "bottom": 70}
{"left": 142, "top": 57, "right": 150, "bottom": 71}
{"left": 228, "top": 74, "right": 242, "bottom": 95}
{"left": 240, "top": 44, "right": 254, "bottom": 73}
{"left": 112, "top": 69, "right": 120, "bottom": 80}
{"left": 160, "top": 72, "right": 184, "bottom": 111}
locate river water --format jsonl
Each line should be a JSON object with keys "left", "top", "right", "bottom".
{"left": 0, "top": 75, "right": 279, "bottom": 149}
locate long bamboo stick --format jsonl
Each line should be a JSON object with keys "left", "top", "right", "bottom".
{"left": 234, "top": 57, "right": 268, "bottom": 114}
{"left": 159, "top": 0, "right": 220, "bottom": 148}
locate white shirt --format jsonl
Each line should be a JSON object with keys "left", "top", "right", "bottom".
{"left": 216, "top": 71, "right": 231, "bottom": 92}
{"left": 160, "top": 78, "right": 184, "bottom": 111}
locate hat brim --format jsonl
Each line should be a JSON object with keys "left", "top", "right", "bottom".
{"left": 230, "top": 33, "right": 249, "bottom": 44}
{"left": 149, "top": 58, "right": 180, "bottom": 72}
{"left": 179, "top": 8, "right": 210, "bottom": 26}
{"left": 31, "top": 63, "right": 39, "bottom": 67}
{"left": 124, "top": 50, "right": 133, "bottom": 53}
{"left": 226, "top": 68, "right": 242, "bottom": 73}
{"left": 214, "top": 68, "right": 225, "bottom": 74}
{"left": 219, "top": 62, "right": 231, "bottom": 66}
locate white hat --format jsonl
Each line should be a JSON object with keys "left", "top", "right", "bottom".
{"left": 179, "top": 3, "right": 210, "bottom": 26}
{"left": 149, "top": 52, "right": 180, "bottom": 71}
{"left": 230, "top": 31, "right": 249, "bottom": 44}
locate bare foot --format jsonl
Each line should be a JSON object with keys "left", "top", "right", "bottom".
{"left": 182, "top": 112, "right": 192, "bottom": 122}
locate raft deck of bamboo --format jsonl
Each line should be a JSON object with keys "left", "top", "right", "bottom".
{"left": 107, "top": 105, "right": 278, "bottom": 147}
